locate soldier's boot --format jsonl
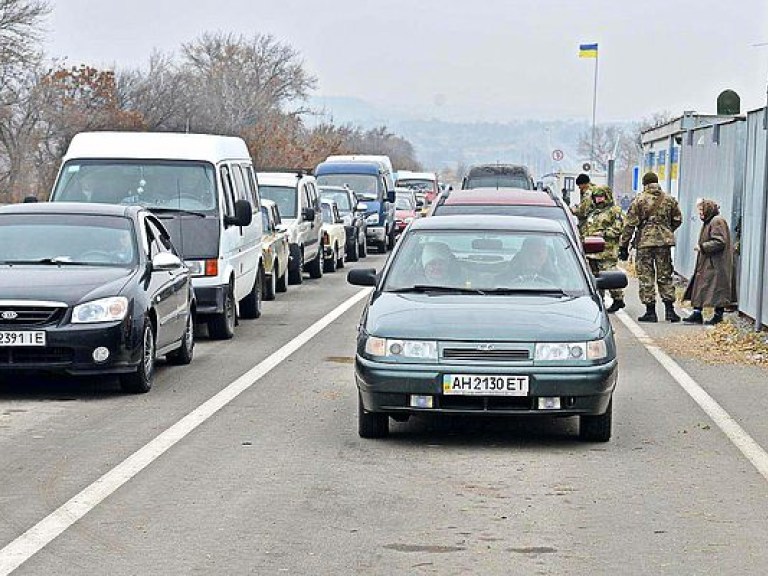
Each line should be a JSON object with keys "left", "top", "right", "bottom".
{"left": 704, "top": 307, "right": 724, "bottom": 326}
{"left": 638, "top": 303, "right": 658, "bottom": 323}
{"left": 663, "top": 300, "right": 680, "bottom": 323}
{"left": 683, "top": 309, "right": 704, "bottom": 324}
{"left": 606, "top": 299, "right": 625, "bottom": 314}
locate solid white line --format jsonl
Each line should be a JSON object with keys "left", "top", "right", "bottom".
{"left": 615, "top": 310, "right": 768, "bottom": 482}
{"left": 0, "top": 288, "right": 372, "bottom": 575}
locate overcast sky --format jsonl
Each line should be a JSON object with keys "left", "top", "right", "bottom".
{"left": 46, "top": 0, "right": 768, "bottom": 123}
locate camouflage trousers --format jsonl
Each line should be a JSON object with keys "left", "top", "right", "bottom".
{"left": 635, "top": 247, "right": 675, "bottom": 304}
{"left": 588, "top": 258, "right": 624, "bottom": 300}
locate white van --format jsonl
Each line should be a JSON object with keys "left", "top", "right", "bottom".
{"left": 49, "top": 132, "right": 264, "bottom": 340}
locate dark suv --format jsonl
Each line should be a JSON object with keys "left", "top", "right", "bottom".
{"left": 462, "top": 164, "right": 535, "bottom": 190}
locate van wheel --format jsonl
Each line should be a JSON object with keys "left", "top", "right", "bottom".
{"left": 324, "top": 245, "right": 337, "bottom": 273}
{"left": 579, "top": 398, "right": 613, "bottom": 442}
{"left": 208, "top": 284, "right": 236, "bottom": 339}
{"left": 288, "top": 246, "right": 303, "bottom": 285}
{"left": 387, "top": 226, "right": 396, "bottom": 250}
{"left": 276, "top": 262, "right": 288, "bottom": 293}
{"left": 263, "top": 263, "right": 277, "bottom": 301}
{"left": 377, "top": 240, "right": 387, "bottom": 254}
{"left": 307, "top": 247, "right": 323, "bottom": 279}
{"left": 120, "top": 321, "right": 155, "bottom": 393}
{"left": 239, "top": 266, "right": 263, "bottom": 319}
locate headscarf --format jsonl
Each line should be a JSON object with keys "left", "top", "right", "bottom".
{"left": 698, "top": 199, "right": 720, "bottom": 223}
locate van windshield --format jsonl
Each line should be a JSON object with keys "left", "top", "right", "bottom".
{"left": 316, "top": 174, "right": 380, "bottom": 201}
{"left": 52, "top": 160, "right": 217, "bottom": 213}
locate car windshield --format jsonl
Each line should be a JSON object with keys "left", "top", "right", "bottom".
{"left": 317, "top": 174, "right": 380, "bottom": 200}
{"left": 396, "top": 179, "right": 434, "bottom": 192}
{"left": 260, "top": 186, "right": 297, "bottom": 219}
{"left": 52, "top": 160, "right": 217, "bottom": 212}
{"left": 395, "top": 196, "right": 414, "bottom": 210}
{"left": 383, "top": 229, "right": 588, "bottom": 295}
{"left": 320, "top": 190, "right": 352, "bottom": 213}
{"left": 465, "top": 175, "right": 532, "bottom": 190}
{"left": 0, "top": 214, "right": 138, "bottom": 267}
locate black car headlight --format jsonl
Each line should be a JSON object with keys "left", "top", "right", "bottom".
{"left": 364, "top": 336, "right": 438, "bottom": 362}
{"left": 72, "top": 297, "right": 129, "bottom": 324}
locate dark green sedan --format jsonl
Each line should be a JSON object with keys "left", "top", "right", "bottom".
{"left": 348, "top": 215, "right": 627, "bottom": 441}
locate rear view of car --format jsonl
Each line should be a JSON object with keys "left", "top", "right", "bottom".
{"left": 395, "top": 171, "right": 439, "bottom": 204}
{"left": 462, "top": 164, "right": 535, "bottom": 190}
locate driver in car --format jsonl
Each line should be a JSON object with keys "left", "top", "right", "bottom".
{"left": 499, "top": 237, "right": 557, "bottom": 284}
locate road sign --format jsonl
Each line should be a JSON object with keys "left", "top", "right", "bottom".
{"left": 552, "top": 149, "right": 564, "bottom": 162}
{"left": 582, "top": 162, "right": 592, "bottom": 172}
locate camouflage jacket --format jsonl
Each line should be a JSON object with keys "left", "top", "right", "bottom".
{"left": 580, "top": 194, "right": 624, "bottom": 261}
{"left": 619, "top": 184, "right": 682, "bottom": 248}
{"left": 571, "top": 183, "right": 596, "bottom": 225}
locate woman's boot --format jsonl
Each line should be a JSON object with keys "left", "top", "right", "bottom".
{"left": 683, "top": 309, "right": 703, "bottom": 324}
{"left": 704, "top": 307, "right": 724, "bottom": 325}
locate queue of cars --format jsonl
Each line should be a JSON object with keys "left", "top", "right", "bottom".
{"left": 2, "top": 132, "right": 420, "bottom": 394}
{"left": 348, "top": 172, "right": 628, "bottom": 442}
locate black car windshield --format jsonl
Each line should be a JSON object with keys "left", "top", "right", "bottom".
{"left": 383, "top": 230, "right": 588, "bottom": 295}
{"left": 0, "top": 214, "right": 138, "bottom": 267}
{"left": 320, "top": 190, "right": 352, "bottom": 213}
{"left": 465, "top": 175, "right": 532, "bottom": 190}
{"left": 260, "top": 186, "right": 297, "bottom": 219}
{"left": 317, "top": 175, "right": 380, "bottom": 200}
{"left": 52, "top": 160, "right": 217, "bottom": 212}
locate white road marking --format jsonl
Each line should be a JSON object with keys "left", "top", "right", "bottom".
{"left": 616, "top": 310, "right": 768, "bottom": 482}
{"left": 0, "top": 288, "right": 372, "bottom": 575}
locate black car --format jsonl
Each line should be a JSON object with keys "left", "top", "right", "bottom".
{"left": 461, "top": 164, "right": 535, "bottom": 190}
{"left": 319, "top": 185, "right": 368, "bottom": 261}
{"left": 0, "top": 203, "right": 195, "bottom": 393}
{"left": 348, "top": 215, "right": 627, "bottom": 441}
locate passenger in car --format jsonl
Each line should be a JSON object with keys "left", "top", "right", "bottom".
{"left": 500, "top": 237, "right": 557, "bottom": 282}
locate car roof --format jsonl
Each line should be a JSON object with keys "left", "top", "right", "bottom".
{"left": 64, "top": 132, "right": 250, "bottom": 163}
{"left": 257, "top": 172, "right": 312, "bottom": 186}
{"left": 0, "top": 202, "right": 142, "bottom": 218}
{"left": 409, "top": 215, "right": 564, "bottom": 234}
{"left": 396, "top": 171, "right": 436, "bottom": 181}
{"left": 315, "top": 161, "right": 382, "bottom": 175}
{"left": 442, "top": 189, "right": 556, "bottom": 207}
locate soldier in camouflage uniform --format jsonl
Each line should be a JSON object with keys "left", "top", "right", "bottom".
{"left": 571, "top": 173, "right": 596, "bottom": 225}
{"left": 579, "top": 185, "right": 625, "bottom": 312}
{"left": 618, "top": 172, "right": 683, "bottom": 323}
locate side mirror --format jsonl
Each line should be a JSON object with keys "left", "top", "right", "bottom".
{"left": 302, "top": 207, "right": 315, "bottom": 221}
{"left": 583, "top": 236, "right": 606, "bottom": 254}
{"left": 275, "top": 224, "right": 287, "bottom": 233}
{"left": 347, "top": 268, "right": 377, "bottom": 287}
{"left": 22, "top": 195, "right": 39, "bottom": 203}
{"left": 356, "top": 202, "right": 368, "bottom": 212}
{"left": 596, "top": 271, "right": 628, "bottom": 291}
{"left": 152, "top": 252, "right": 183, "bottom": 271}
{"left": 386, "top": 190, "right": 396, "bottom": 203}
{"left": 225, "top": 199, "right": 253, "bottom": 227}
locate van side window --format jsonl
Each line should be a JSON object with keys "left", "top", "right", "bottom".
{"left": 307, "top": 182, "right": 319, "bottom": 209}
{"left": 231, "top": 164, "right": 250, "bottom": 206}
{"left": 244, "top": 166, "right": 260, "bottom": 210}
{"left": 302, "top": 184, "right": 312, "bottom": 213}
{"left": 220, "top": 165, "right": 236, "bottom": 217}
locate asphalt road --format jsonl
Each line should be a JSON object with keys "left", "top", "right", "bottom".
{"left": 1, "top": 252, "right": 767, "bottom": 575}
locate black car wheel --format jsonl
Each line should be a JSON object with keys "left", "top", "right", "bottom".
{"left": 307, "top": 246, "right": 323, "bottom": 279}
{"left": 276, "top": 261, "right": 288, "bottom": 293}
{"left": 579, "top": 398, "right": 612, "bottom": 442}
{"left": 358, "top": 393, "right": 389, "bottom": 438}
{"left": 387, "top": 225, "right": 396, "bottom": 251}
{"left": 288, "top": 246, "right": 303, "bottom": 285}
{"left": 263, "top": 262, "right": 277, "bottom": 301}
{"left": 347, "top": 239, "right": 359, "bottom": 262}
{"left": 240, "top": 266, "right": 263, "bottom": 319}
{"left": 208, "top": 283, "right": 236, "bottom": 340}
{"left": 167, "top": 311, "right": 194, "bottom": 365}
{"left": 120, "top": 321, "right": 155, "bottom": 394}
{"left": 324, "top": 245, "right": 337, "bottom": 273}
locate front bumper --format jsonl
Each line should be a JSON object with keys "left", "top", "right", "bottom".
{"left": 0, "top": 320, "right": 141, "bottom": 376}
{"left": 193, "top": 284, "right": 228, "bottom": 317}
{"left": 356, "top": 356, "right": 617, "bottom": 416}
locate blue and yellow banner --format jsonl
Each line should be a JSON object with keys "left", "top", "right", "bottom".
{"left": 579, "top": 43, "right": 598, "bottom": 58}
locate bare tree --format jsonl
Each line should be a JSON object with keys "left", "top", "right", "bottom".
{"left": 0, "top": 0, "right": 49, "bottom": 72}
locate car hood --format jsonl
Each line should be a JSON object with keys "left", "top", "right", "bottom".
{"left": 0, "top": 266, "right": 136, "bottom": 305}
{"left": 365, "top": 292, "right": 606, "bottom": 342}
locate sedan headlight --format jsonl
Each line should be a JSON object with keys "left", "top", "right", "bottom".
{"left": 72, "top": 297, "right": 129, "bottom": 324}
{"left": 534, "top": 339, "right": 608, "bottom": 361}
{"left": 366, "top": 213, "right": 380, "bottom": 225}
{"left": 364, "top": 336, "right": 438, "bottom": 361}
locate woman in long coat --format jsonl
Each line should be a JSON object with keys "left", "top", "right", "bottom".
{"left": 683, "top": 199, "right": 733, "bottom": 325}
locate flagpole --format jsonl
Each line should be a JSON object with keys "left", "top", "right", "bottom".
{"left": 591, "top": 50, "right": 599, "bottom": 169}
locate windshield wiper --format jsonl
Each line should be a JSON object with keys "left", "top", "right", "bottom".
{"left": 388, "top": 285, "right": 487, "bottom": 295}
{"left": 2, "top": 257, "right": 92, "bottom": 266}
{"left": 483, "top": 288, "right": 569, "bottom": 297}
{"left": 151, "top": 207, "right": 207, "bottom": 218}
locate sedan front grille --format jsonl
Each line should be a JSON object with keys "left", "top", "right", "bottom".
{"left": 0, "top": 347, "right": 73, "bottom": 365}
{"left": 0, "top": 305, "right": 66, "bottom": 327}
{"left": 442, "top": 348, "right": 531, "bottom": 361}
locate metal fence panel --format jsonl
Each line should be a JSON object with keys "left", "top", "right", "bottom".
{"left": 675, "top": 120, "right": 746, "bottom": 280}
{"left": 739, "top": 109, "right": 768, "bottom": 327}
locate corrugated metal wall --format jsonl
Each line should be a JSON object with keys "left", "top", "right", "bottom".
{"left": 739, "top": 109, "right": 768, "bottom": 327}
{"left": 674, "top": 120, "right": 746, "bottom": 280}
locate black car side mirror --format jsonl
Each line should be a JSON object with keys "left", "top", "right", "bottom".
{"left": 386, "top": 190, "right": 396, "bottom": 203}
{"left": 152, "top": 252, "right": 183, "bottom": 271}
{"left": 347, "top": 268, "right": 377, "bottom": 287}
{"left": 596, "top": 271, "right": 628, "bottom": 291}
{"left": 225, "top": 199, "right": 253, "bottom": 227}
{"left": 302, "top": 207, "right": 316, "bottom": 221}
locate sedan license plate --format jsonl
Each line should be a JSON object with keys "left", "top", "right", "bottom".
{"left": 0, "top": 331, "right": 46, "bottom": 347}
{"left": 443, "top": 374, "right": 529, "bottom": 396}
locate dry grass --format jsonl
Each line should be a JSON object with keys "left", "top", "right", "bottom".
{"left": 660, "top": 318, "right": 768, "bottom": 367}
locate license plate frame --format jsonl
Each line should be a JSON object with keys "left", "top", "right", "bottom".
{"left": 0, "top": 331, "right": 46, "bottom": 347}
{"left": 442, "top": 374, "right": 529, "bottom": 396}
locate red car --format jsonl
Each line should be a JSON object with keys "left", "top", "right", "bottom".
{"left": 394, "top": 189, "right": 419, "bottom": 237}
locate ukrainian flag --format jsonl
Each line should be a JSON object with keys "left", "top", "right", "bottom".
{"left": 579, "top": 43, "right": 598, "bottom": 58}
